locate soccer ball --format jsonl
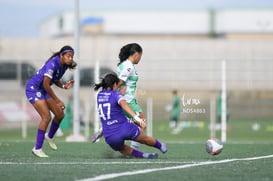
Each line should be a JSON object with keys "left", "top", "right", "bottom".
{"left": 206, "top": 138, "right": 223, "bottom": 155}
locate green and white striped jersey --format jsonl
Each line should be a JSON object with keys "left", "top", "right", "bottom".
{"left": 117, "top": 60, "right": 139, "bottom": 103}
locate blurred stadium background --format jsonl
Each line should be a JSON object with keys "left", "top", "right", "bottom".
{"left": 1, "top": 7, "right": 273, "bottom": 142}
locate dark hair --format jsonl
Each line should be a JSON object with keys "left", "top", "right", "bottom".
{"left": 118, "top": 43, "right": 142, "bottom": 65}
{"left": 94, "top": 72, "right": 120, "bottom": 91}
{"left": 47, "top": 45, "right": 77, "bottom": 69}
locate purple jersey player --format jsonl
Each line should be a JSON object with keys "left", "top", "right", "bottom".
{"left": 94, "top": 73, "right": 168, "bottom": 159}
{"left": 25, "top": 45, "right": 77, "bottom": 158}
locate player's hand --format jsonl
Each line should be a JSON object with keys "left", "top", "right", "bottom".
{"left": 139, "top": 119, "right": 146, "bottom": 129}
{"left": 64, "top": 80, "right": 75, "bottom": 89}
{"left": 133, "top": 115, "right": 146, "bottom": 129}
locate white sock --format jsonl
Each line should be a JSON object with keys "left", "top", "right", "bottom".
{"left": 131, "top": 141, "right": 140, "bottom": 150}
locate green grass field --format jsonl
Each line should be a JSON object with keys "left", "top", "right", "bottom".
{"left": 1, "top": 119, "right": 273, "bottom": 181}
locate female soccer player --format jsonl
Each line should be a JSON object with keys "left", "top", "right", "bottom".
{"left": 25, "top": 45, "right": 77, "bottom": 158}
{"left": 116, "top": 43, "right": 144, "bottom": 149}
{"left": 92, "top": 43, "right": 145, "bottom": 150}
{"left": 94, "top": 73, "right": 167, "bottom": 158}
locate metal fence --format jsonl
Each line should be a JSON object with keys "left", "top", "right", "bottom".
{"left": 1, "top": 58, "right": 273, "bottom": 130}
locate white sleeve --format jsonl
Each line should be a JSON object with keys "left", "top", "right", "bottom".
{"left": 118, "top": 62, "right": 133, "bottom": 82}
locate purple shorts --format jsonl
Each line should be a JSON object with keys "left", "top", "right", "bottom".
{"left": 25, "top": 83, "right": 51, "bottom": 104}
{"left": 104, "top": 121, "right": 141, "bottom": 151}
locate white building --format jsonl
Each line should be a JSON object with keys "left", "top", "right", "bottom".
{"left": 1, "top": 9, "right": 273, "bottom": 121}
{"left": 40, "top": 9, "right": 273, "bottom": 37}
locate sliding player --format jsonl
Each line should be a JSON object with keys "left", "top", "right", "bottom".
{"left": 94, "top": 73, "right": 167, "bottom": 158}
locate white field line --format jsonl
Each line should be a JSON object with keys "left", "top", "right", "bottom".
{"left": 2, "top": 140, "right": 273, "bottom": 145}
{"left": 0, "top": 161, "right": 193, "bottom": 165}
{"left": 77, "top": 154, "right": 273, "bottom": 181}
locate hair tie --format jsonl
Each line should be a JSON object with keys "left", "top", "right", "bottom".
{"left": 61, "top": 50, "right": 74, "bottom": 54}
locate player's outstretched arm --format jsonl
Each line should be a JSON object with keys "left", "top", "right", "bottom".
{"left": 119, "top": 99, "right": 146, "bottom": 129}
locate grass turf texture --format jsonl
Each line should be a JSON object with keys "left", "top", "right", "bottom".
{"left": 1, "top": 119, "right": 273, "bottom": 142}
{"left": 0, "top": 141, "right": 273, "bottom": 181}
{"left": 1, "top": 119, "right": 273, "bottom": 180}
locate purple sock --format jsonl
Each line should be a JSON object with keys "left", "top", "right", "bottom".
{"left": 35, "top": 129, "right": 45, "bottom": 149}
{"left": 47, "top": 120, "right": 59, "bottom": 139}
{"left": 131, "top": 149, "right": 144, "bottom": 158}
{"left": 154, "top": 139, "right": 162, "bottom": 150}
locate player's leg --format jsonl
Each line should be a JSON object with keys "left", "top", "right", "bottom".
{"left": 44, "top": 97, "right": 65, "bottom": 150}
{"left": 170, "top": 114, "right": 178, "bottom": 129}
{"left": 91, "top": 127, "right": 103, "bottom": 143}
{"left": 173, "top": 117, "right": 178, "bottom": 128}
{"left": 127, "top": 100, "right": 144, "bottom": 150}
{"left": 135, "top": 129, "right": 168, "bottom": 154}
{"left": 31, "top": 100, "right": 51, "bottom": 157}
{"left": 119, "top": 144, "right": 158, "bottom": 159}
{"left": 130, "top": 111, "right": 144, "bottom": 149}
{"left": 106, "top": 135, "right": 158, "bottom": 159}
{"left": 107, "top": 121, "right": 159, "bottom": 159}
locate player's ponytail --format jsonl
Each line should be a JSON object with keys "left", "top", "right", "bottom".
{"left": 67, "top": 60, "right": 77, "bottom": 69}
{"left": 94, "top": 72, "right": 119, "bottom": 91}
{"left": 94, "top": 82, "right": 103, "bottom": 91}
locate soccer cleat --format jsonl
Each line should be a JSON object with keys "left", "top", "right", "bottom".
{"left": 45, "top": 133, "right": 57, "bottom": 150}
{"left": 143, "top": 153, "right": 158, "bottom": 159}
{"left": 91, "top": 131, "right": 102, "bottom": 143}
{"left": 160, "top": 143, "right": 168, "bottom": 154}
{"left": 32, "top": 147, "right": 48, "bottom": 158}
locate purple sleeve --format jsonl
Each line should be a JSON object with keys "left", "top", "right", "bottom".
{"left": 115, "top": 91, "right": 124, "bottom": 104}
{"left": 44, "top": 60, "right": 56, "bottom": 79}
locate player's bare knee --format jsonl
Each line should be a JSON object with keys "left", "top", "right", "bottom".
{"left": 42, "top": 115, "right": 51, "bottom": 123}
{"left": 55, "top": 113, "right": 64, "bottom": 122}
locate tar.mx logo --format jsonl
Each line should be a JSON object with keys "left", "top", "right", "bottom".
{"left": 181, "top": 94, "right": 205, "bottom": 114}
{"left": 182, "top": 94, "right": 201, "bottom": 106}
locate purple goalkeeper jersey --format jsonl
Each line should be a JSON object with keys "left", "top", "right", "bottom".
{"left": 27, "top": 55, "right": 68, "bottom": 89}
